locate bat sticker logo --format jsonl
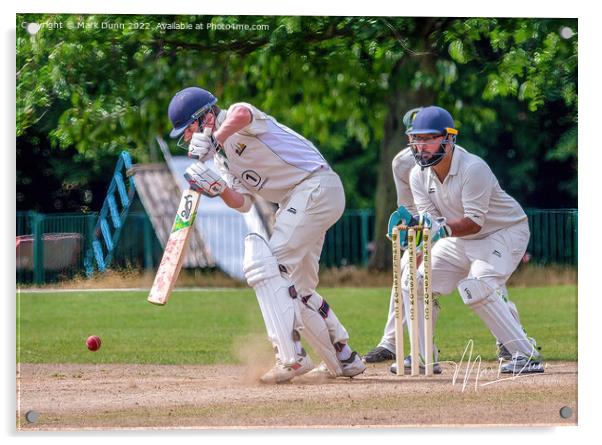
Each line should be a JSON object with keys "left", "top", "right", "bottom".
{"left": 181, "top": 194, "right": 194, "bottom": 219}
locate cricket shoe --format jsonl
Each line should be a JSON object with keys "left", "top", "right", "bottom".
{"left": 404, "top": 354, "right": 442, "bottom": 374}
{"left": 500, "top": 354, "right": 545, "bottom": 374}
{"left": 307, "top": 351, "right": 367, "bottom": 379}
{"left": 341, "top": 351, "right": 367, "bottom": 377}
{"left": 260, "top": 349, "right": 314, "bottom": 384}
{"left": 362, "top": 346, "right": 395, "bottom": 363}
{"left": 389, "top": 356, "right": 442, "bottom": 375}
{"left": 305, "top": 362, "right": 336, "bottom": 379}
{"left": 496, "top": 342, "right": 513, "bottom": 361}
{"left": 497, "top": 337, "right": 540, "bottom": 361}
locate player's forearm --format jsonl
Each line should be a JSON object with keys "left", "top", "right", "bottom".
{"left": 213, "top": 106, "right": 252, "bottom": 145}
{"left": 220, "top": 187, "right": 245, "bottom": 208}
{"left": 220, "top": 187, "right": 253, "bottom": 212}
{"left": 447, "top": 217, "right": 482, "bottom": 237}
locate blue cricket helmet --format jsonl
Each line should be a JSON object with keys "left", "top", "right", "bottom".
{"left": 405, "top": 106, "right": 458, "bottom": 169}
{"left": 168, "top": 87, "right": 218, "bottom": 138}
{"left": 406, "top": 106, "right": 456, "bottom": 135}
{"left": 402, "top": 107, "right": 423, "bottom": 132}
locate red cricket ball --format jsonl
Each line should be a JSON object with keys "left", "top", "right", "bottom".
{"left": 86, "top": 335, "right": 102, "bottom": 351}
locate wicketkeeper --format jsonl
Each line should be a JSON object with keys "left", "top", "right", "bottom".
{"left": 364, "top": 107, "right": 535, "bottom": 373}
{"left": 167, "top": 87, "right": 366, "bottom": 383}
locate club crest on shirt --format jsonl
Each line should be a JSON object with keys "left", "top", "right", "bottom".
{"left": 235, "top": 142, "right": 247, "bottom": 156}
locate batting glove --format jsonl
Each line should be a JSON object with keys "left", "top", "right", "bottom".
{"left": 188, "top": 131, "right": 221, "bottom": 161}
{"left": 184, "top": 162, "right": 227, "bottom": 197}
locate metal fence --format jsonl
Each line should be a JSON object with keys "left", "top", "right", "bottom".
{"left": 322, "top": 209, "right": 374, "bottom": 267}
{"left": 15, "top": 208, "right": 577, "bottom": 284}
{"left": 16, "top": 212, "right": 162, "bottom": 284}
{"left": 524, "top": 208, "right": 578, "bottom": 266}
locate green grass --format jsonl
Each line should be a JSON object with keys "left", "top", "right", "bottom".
{"left": 16, "top": 286, "right": 577, "bottom": 364}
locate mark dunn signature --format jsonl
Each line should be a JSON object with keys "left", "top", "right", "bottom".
{"left": 436, "top": 339, "right": 547, "bottom": 392}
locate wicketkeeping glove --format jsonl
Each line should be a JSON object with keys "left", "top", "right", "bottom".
{"left": 419, "top": 212, "right": 452, "bottom": 243}
{"left": 183, "top": 162, "right": 227, "bottom": 197}
{"left": 386, "top": 205, "right": 420, "bottom": 249}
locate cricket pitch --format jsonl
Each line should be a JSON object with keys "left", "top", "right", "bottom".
{"left": 17, "top": 361, "right": 577, "bottom": 430}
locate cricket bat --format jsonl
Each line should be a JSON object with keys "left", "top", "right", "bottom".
{"left": 147, "top": 128, "right": 210, "bottom": 305}
{"left": 147, "top": 188, "right": 201, "bottom": 305}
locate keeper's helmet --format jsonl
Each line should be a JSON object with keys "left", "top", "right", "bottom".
{"left": 405, "top": 106, "right": 458, "bottom": 168}
{"left": 402, "top": 107, "right": 423, "bottom": 132}
{"left": 168, "top": 87, "right": 218, "bottom": 138}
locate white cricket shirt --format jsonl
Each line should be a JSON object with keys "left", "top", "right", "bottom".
{"left": 410, "top": 145, "right": 527, "bottom": 239}
{"left": 213, "top": 102, "right": 330, "bottom": 204}
{"left": 392, "top": 147, "right": 418, "bottom": 214}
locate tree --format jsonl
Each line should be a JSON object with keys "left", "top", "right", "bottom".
{"left": 17, "top": 15, "right": 577, "bottom": 270}
{"left": 442, "top": 18, "right": 578, "bottom": 204}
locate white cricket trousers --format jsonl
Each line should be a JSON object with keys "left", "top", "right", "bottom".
{"left": 428, "top": 221, "right": 530, "bottom": 295}
{"left": 269, "top": 168, "right": 349, "bottom": 344}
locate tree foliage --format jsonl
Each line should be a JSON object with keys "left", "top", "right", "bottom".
{"left": 17, "top": 14, "right": 577, "bottom": 267}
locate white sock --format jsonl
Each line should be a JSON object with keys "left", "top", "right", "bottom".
{"left": 336, "top": 344, "right": 352, "bottom": 361}
{"left": 294, "top": 341, "right": 303, "bottom": 355}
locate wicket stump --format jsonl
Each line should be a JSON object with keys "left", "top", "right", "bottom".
{"left": 423, "top": 228, "right": 434, "bottom": 376}
{"left": 391, "top": 226, "right": 405, "bottom": 376}
{"left": 392, "top": 224, "right": 435, "bottom": 377}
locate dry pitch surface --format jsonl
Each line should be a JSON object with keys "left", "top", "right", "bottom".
{"left": 17, "top": 361, "right": 577, "bottom": 430}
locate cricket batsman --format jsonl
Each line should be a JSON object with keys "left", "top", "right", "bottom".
{"left": 387, "top": 105, "right": 543, "bottom": 374}
{"left": 167, "top": 87, "right": 366, "bottom": 383}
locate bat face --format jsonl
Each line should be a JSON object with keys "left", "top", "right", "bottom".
{"left": 147, "top": 190, "right": 201, "bottom": 305}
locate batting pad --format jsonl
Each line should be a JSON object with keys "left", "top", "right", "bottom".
{"left": 458, "top": 278, "right": 539, "bottom": 358}
{"left": 297, "top": 300, "right": 343, "bottom": 376}
{"left": 243, "top": 233, "right": 298, "bottom": 366}
{"left": 498, "top": 286, "right": 522, "bottom": 325}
